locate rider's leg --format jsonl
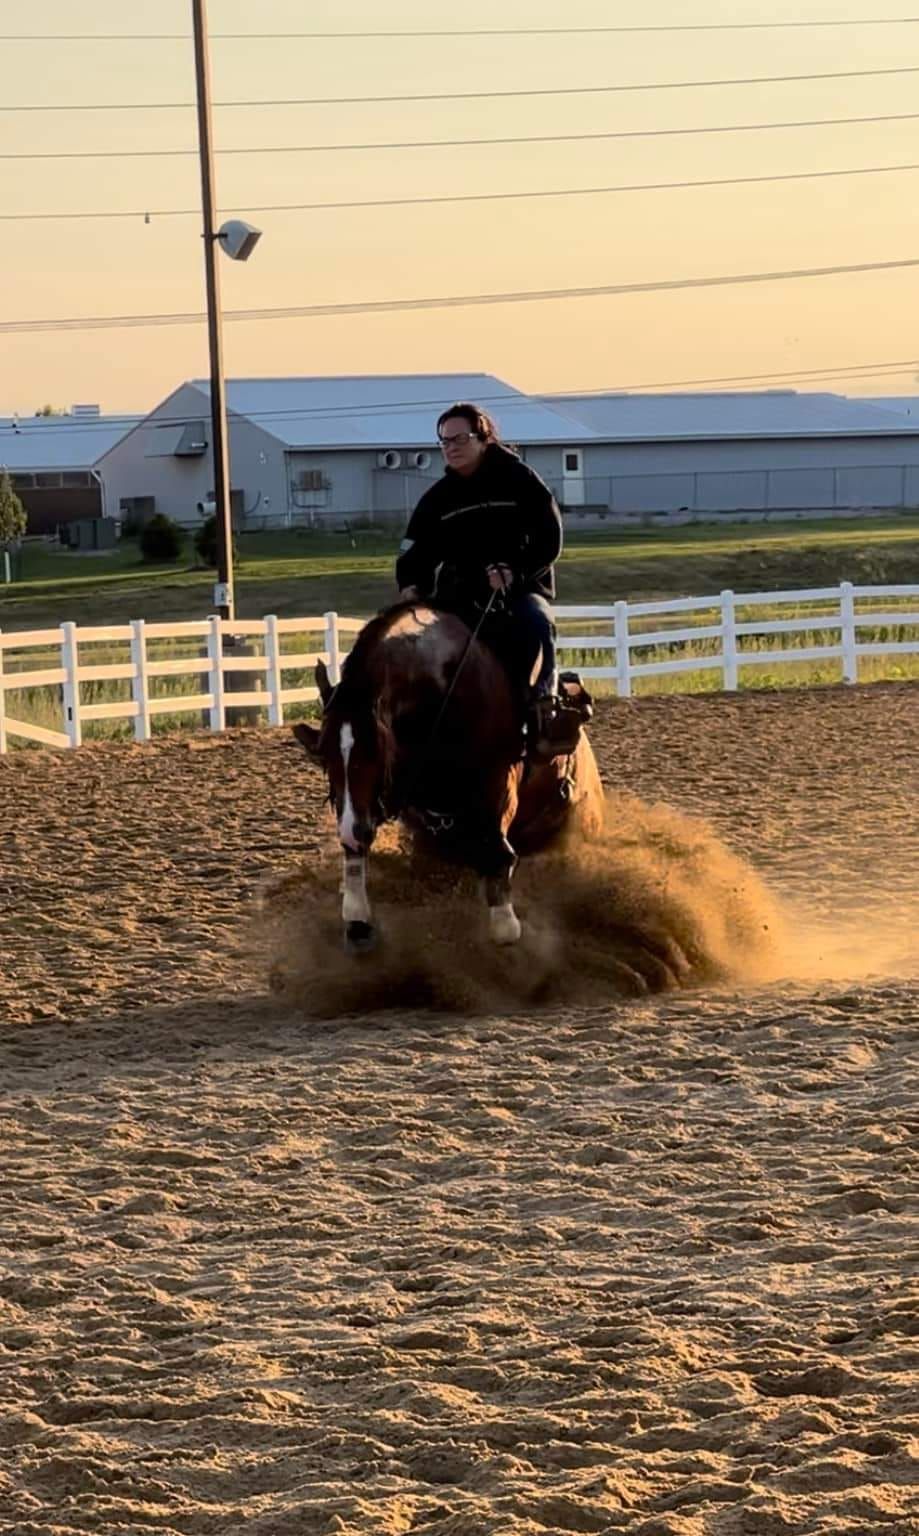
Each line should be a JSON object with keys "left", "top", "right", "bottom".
{"left": 512, "top": 594, "right": 593, "bottom": 760}
{"left": 512, "top": 592, "right": 557, "bottom": 698}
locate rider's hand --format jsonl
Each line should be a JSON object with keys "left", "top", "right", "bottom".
{"left": 486, "top": 564, "right": 514, "bottom": 593}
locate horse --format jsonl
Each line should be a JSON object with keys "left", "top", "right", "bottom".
{"left": 292, "top": 601, "right": 603, "bottom": 952}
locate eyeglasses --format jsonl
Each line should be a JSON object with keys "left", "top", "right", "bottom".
{"left": 438, "top": 430, "right": 476, "bottom": 447}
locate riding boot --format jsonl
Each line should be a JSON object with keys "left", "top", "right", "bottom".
{"left": 525, "top": 673, "right": 593, "bottom": 764}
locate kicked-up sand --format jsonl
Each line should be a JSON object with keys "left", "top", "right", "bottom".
{"left": 0, "top": 683, "right": 916, "bottom": 1534}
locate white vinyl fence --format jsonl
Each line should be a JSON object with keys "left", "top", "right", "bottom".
{"left": 0, "top": 612, "right": 362, "bottom": 754}
{"left": 0, "top": 582, "right": 917, "bottom": 753}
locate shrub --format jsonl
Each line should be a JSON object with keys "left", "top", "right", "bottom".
{"left": 194, "top": 513, "right": 239, "bottom": 567}
{"left": 139, "top": 513, "right": 185, "bottom": 564}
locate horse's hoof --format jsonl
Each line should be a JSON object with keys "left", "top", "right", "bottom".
{"left": 489, "top": 905, "right": 522, "bottom": 945}
{"left": 345, "top": 920, "right": 377, "bottom": 955}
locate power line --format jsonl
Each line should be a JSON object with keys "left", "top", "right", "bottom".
{"left": 5, "top": 160, "right": 919, "bottom": 224}
{"left": 4, "top": 64, "right": 919, "bottom": 112}
{"left": 6, "top": 110, "right": 919, "bottom": 162}
{"left": 5, "top": 18, "right": 919, "bottom": 38}
{"left": 567, "top": 362, "right": 919, "bottom": 394}
{"left": 5, "top": 359, "right": 919, "bottom": 438}
{"left": 2, "top": 256, "right": 916, "bottom": 337}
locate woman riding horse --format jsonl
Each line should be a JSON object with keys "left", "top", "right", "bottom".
{"left": 293, "top": 405, "right": 599, "bottom": 950}
{"left": 396, "top": 403, "right": 591, "bottom": 762}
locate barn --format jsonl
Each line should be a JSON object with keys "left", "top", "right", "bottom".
{"left": 0, "top": 409, "right": 137, "bottom": 537}
{"left": 95, "top": 374, "right": 589, "bottom": 531}
{"left": 91, "top": 377, "right": 919, "bottom": 532}
{"left": 537, "top": 390, "right": 919, "bottom": 520}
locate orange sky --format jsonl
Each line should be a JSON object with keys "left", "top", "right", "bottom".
{"left": 3, "top": 0, "right": 919, "bottom": 413}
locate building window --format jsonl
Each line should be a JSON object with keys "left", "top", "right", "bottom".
{"left": 61, "top": 471, "right": 92, "bottom": 488}
{"left": 564, "top": 451, "right": 582, "bottom": 474}
{"left": 11, "top": 474, "right": 34, "bottom": 489}
{"left": 295, "top": 469, "right": 327, "bottom": 492}
{"left": 35, "top": 472, "right": 63, "bottom": 488}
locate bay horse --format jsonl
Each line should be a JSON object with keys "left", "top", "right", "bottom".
{"left": 293, "top": 601, "right": 602, "bottom": 951}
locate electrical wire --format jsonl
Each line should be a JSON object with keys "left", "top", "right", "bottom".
{"left": 4, "top": 64, "right": 919, "bottom": 111}
{"left": 1, "top": 256, "right": 916, "bottom": 337}
{"left": 4, "top": 160, "right": 918, "bottom": 224}
{"left": 4, "top": 18, "right": 919, "bottom": 38}
{"left": 6, "top": 110, "right": 919, "bottom": 161}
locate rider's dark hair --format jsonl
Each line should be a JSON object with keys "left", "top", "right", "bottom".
{"left": 436, "top": 402, "right": 501, "bottom": 443}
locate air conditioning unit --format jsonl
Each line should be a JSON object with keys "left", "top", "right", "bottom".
{"left": 412, "top": 450, "right": 432, "bottom": 470}
{"left": 377, "top": 450, "right": 402, "bottom": 470}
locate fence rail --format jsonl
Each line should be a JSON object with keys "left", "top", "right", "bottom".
{"left": 0, "top": 582, "right": 917, "bottom": 752}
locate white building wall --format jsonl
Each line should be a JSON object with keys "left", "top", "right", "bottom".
{"left": 579, "top": 436, "right": 919, "bottom": 514}
{"left": 98, "top": 384, "right": 289, "bottom": 527}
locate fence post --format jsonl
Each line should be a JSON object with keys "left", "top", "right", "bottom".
{"left": 721, "top": 589, "right": 738, "bottom": 691}
{"left": 324, "top": 610, "right": 342, "bottom": 685}
{"left": 130, "top": 619, "right": 151, "bottom": 742}
{"left": 265, "top": 613, "right": 284, "bottom": 727}
{"left": 208, "top": 614, "right": 226, "bottom": 733}
{"left": 61, "top": 621, "right": 82, "bottom": 749}
{"left": 0, "top": 630, "right": 6, "bottom": 756}
{"left": 614, "top": 600, "right": 632, "bottom": 699}
{"left": 839, "top": 580, "right": 858, "bottom": 684}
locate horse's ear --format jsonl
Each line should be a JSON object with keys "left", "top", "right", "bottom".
{"left": 315, "top": 658, "right": 333, "bottom": 706}
{"left": 292, "top": 722, "right": 322, "bottom": 759}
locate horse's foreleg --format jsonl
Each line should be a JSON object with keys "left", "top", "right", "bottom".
{"left": 485, "top": 867, "right": 522, "bottom": 945}
{"left": 342, "top": 849, "right": 375, "bottom": 953}
{"left": 472, "top": 828, "right": 520, "bottom": 945}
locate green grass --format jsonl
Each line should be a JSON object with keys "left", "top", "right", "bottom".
{"left": 2, "top": 516, "right": 917, "bottom": 633}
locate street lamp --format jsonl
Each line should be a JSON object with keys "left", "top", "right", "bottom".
{"left": 191, "top": 0, "right": 262, "bottom": 624}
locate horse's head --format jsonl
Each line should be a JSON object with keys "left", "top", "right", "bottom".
{"left": 293, "top": 660, "right": 394, "bottom": 853}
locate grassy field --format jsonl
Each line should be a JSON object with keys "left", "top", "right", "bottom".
{"left": 2, "top": 516, "right": 918, "bottom": 633}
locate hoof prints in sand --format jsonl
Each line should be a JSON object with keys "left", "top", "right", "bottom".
{"left": 0, "top": 685, "right": 917, "bottom": 1533}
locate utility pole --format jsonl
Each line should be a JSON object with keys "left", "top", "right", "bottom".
{"left": 191, "top": 0, "right": 234, "bottom": 623}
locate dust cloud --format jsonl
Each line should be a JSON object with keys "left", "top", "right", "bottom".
{"left": 258, "top": 791, "right": 784, "bottom": 1016}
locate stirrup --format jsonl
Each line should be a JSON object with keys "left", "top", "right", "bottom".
{"left": 526, "top": 695, "right": 585, "bottom": 764}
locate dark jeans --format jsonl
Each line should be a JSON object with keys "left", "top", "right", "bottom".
{"left": 473, "top": 591, "right": 557, "bottom": 701}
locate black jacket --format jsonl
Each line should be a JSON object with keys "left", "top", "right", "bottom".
{"left": 395, "top": 444, "right": 563, "bottom": 606}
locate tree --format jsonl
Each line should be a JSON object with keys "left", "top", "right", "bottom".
{"left": 34, "top": 404, "right": 66, "bottom": 417}
{"left": 0, "top": 469, "right": 27, "bottom": 546}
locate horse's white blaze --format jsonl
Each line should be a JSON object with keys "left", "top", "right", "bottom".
{"left": 342, "top": 852, "right": 371, "bottom": 924}
{"left": 337, "top": 721, "right": 361, "bottom": 851}
{"left": 489, "top": 902, "right": 522, "bottom": 945}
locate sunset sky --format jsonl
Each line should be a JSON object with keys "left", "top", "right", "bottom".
{"left": 3, "top": 0, "right": 919, "bottom": 415}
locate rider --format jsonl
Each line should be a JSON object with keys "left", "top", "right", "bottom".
{"left": 395, "top": 402, "right": 591, "bottom": 761}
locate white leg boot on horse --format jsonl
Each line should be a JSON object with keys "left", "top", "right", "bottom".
{"left": 488, "top": 894, "right": 523, "bottom": 946}
{"left": 342, "top": 850, "right": 375, "bottom": 953}
{"left": 483, "top": 848, "right": 522, "bottom": 946}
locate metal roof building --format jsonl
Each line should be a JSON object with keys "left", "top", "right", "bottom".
{"left": 97, "top": 374, "right": 594, "bottom": 529}
{"left": 94, "top": 376, "right": 919, "bottom": 530}
{"left": 531, "top": 390, "right": 919, "bottom": 521}
{"left": 0, "top": 412, "right": 138, "bottom": 534}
